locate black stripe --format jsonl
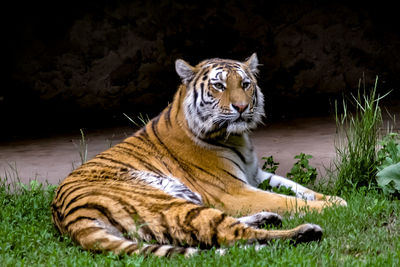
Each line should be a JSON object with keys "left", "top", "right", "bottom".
{"left": 230, "top": 221, "right": 241, "bottom": 227}
{"left": 207, "top": 142, "right": 247, "bottom": 163}
{"left": 108, "top": 240, "right": 126, "bottom": 251}
{"left": 64, "top": 203, "right": 128, "bottom": 233}
{"left": 165, "top": 104, "right": 173, "bottom": 128}
{"left": 192, "top": 72, "right": 202, "bottom": 89}
{"left": 185, "top": 162, "right": 230, "bottom": 193}
{"left": 112, "top": 145, "right": 164, "bottom": 175}
{"left": 62, "top": 181, "right": 182, "bottom": 213}
{"left": 183, "top": 207, "right": 208, "bottom": 227}
{"left": 234, "top": 227, "right": 243, "bottom": 238}
{"left": 96, "top": 155, "right": 137, "bottom": 169}
{"left": 130, "top": 134, "right": 161, "bottom": 155}
{"left": 142, "top": 245, "right": 159, "bottom": 255}
{"left": 200, "top": 83, "right": 213, "bottom": 105}
{"left": 149, "top": 119, "right": 190, "bottom": 175}
{"left": 64, "top": 216, "right": 98, "bottom": 230}
{"left": 165, "top": 247, "right": 176, "bottom": 257}
{"left": 160, "top": 213, "right": 174, "bottom": 244}
{"left": 54, "top": 177, "right": 82, "bottom": 201}
{"left": 57, "top": 184, "right": 93, "bottom": 210}
{"left": 220, "top": 169, "right": 245, "bottom": 183}
{"left": 214, "top": 213, "right": 227, "bottom": 227}
{"left": 121, "top": 140, "right": 148, "bottom": 151}
{"left": 74, "top": 226, "right": 103, "bottom": 241}
{"left": 57, "top": 164, "right": 117, "bottom": 199}
{"left": 52, "top": 203, "right": 64, "bottom": 227}
{"left": 124, "top": 243, "right": 139, "bottom": 254}
{"left": 193, "top": 87, "right": 199, "bottom": 103}
{"left": 175, "top": 87, "right": 184, "bottom": 121}
{"left": 210, "top": 213, "right": 227, "bottom": 245}
{"left": 221, "top": 156, "right": 246, "bottom": 174}
{"left": 63, "top": 189, "right": 136, "bottom": 213}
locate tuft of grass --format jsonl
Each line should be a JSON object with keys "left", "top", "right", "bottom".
{"left": 1, "top": 177, "right": 399, "bottom": 266}
{"left": 123, "top": 112, "right": 150, "bottom": 128}
{"left": 330, "top": 77, "right": 387, "bottom": 195}
{"left": 72, "top": 129, "right": 88, "bottom": 166}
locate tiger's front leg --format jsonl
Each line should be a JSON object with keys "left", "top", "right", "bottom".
{"left": 216, "top": 183, "right": 346, "bottom": 216}
{"left": 255, "top": 169, "right": 347, "bottom": 206}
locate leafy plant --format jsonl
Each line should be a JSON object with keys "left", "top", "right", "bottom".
{"left": 261, "top": 156, "right": 279, "bottom": 174}
{"left": 376, "top": 133, "right": 400, "bottom": 196}
{"left": 258, "top": 179, "right": 295, "bottom": 196}
{"left": 259, "top": 153, "right": 317, "bottom": 196}
{"left": 286, "top": 153, "right": 317, "bottom": 185}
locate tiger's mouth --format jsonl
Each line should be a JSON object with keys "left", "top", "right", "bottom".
{"left": 233, "top": 114, "right": 251, "bottom": 123}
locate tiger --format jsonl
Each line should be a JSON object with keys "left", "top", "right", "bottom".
{"left": 51, "top": 53, "right": 347, "bottom": 257}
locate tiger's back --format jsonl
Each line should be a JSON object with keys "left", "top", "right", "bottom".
{"left": 52, "top": 54, "right": 345, "bottom": 257}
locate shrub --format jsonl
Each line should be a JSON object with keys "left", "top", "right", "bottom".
{"left": 376, "top": 133, "right": 400, "bottom": 196}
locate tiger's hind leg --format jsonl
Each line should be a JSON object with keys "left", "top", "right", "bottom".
{"left": 57, "top": 200, "right": 321, "bottom": 257}
{"left": 158, "top": 202, "right": 322, "bottom": 248}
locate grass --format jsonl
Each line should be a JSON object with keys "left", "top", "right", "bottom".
{"left": 328, "top": 77, "right": 388, "bottom": 195}
{"left": 1, "top": 177, "right": 399, "bottom": 266}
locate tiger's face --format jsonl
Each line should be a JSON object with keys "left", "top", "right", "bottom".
{"left": 175, "top": 53, "right": 265, "bottom": 139}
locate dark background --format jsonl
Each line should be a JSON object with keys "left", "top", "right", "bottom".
{"left": 3, "top": 0, "right": 400, "bottom": 139}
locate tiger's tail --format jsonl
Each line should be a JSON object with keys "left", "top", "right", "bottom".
{"left": 58, "top": 218, "right": 199, "bottom": 257}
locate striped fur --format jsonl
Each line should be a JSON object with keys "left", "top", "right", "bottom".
{"left": 51, "top": 54, "right": 346, "bottom": 257}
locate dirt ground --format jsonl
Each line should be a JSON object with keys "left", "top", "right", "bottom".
{"left": 0, "top": 116, "right": 337, "bottom": 185}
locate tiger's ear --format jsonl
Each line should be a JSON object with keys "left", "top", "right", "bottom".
{"left": 244, "top": 53, "right": 259, "bottom": 75}
{"left": 175, "top": 59, "right": 195, "bottom": 84}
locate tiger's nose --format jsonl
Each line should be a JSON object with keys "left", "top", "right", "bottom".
{"left": 232, "top": 103, "right": 249, "bottom": 113}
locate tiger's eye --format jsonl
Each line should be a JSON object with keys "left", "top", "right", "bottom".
{"left": 242, "top": 82, "right": 251, "bottom": 89}
{"left": 213, "top": 83, "right": 224, "bottom": 90}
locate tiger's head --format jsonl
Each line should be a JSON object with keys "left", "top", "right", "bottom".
{"left": 175, "top": 53, "right": 265, "bottom": 139}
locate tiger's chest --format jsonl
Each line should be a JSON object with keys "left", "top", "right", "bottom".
{"left": 217, "top": 137, "right": 260, "bottom": 186}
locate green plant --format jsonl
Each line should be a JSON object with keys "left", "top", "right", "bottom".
{"left": 261, "top": 156, "right": 279, "bottom": 174}
{"left": 286, "top": 153, "right": 317, "bottom": 185}
{"left": 331, "top": 76, "right": 387, "bottom": 194}
{"left": 259, "top": 153, "right": 317, "bottom": 196}
{"left": 376, "top": 133, "right": 400, "bottom": 196}
{"left": 258, "top": 179, "right": 296, "bottom": 196}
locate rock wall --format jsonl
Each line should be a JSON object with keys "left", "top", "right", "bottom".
{"left": 3, "top": 0, "right": 400, "bottom": 135}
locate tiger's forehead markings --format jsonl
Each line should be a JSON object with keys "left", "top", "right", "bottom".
{"left": 206, "top": 62, "right": 250, "bottom": 84}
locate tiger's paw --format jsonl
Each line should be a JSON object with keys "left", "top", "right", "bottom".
{"left": 238, "top": 211, "right": 282, "bottom": 228}
{"left": 292, "top": 224, "right": 323, "bottom": 243}
{"left": 314, "top": 193, "right": 347, "bottom": 207}
{"left": 326, "top": 196, "right": 347, "bottom": 207}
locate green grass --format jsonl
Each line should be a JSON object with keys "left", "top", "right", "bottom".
{"left": 1, "top": 179, "right": 399, "bottom": 266}
{"left": 330, "top": 77, "right": 385, "bottom": 194}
